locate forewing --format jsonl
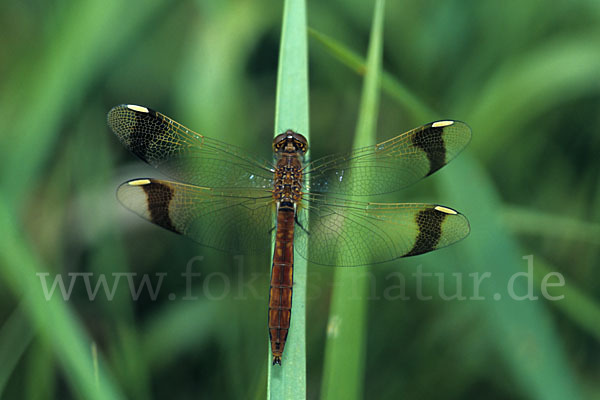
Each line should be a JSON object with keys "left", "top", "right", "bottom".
{"left": 108, "top": 104, "right": 274, "bottom": 188}
{"left": 295, "top": 194, "right": 470, "bottom": 266}
{"left": 305, "top": 121, "right": 471, "bottom": 195}
{"left": 117, "top": 178, "right": 275, "bottom": 255}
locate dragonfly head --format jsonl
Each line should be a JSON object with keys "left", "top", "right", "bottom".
{"left": 273, "top": 130, "right": 308, "bottom": 155}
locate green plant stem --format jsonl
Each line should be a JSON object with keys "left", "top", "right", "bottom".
{"left": 321, "top": 2, "right": 385, "bottom": 399}
{"left": 268, "top": 0, "right": 309, "bottom": 398}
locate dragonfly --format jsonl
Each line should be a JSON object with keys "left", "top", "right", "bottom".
{"left": 107, "top": 104, "right": 471, "bottom": 365}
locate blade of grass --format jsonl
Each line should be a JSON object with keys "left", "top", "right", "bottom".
{"left": 268, "top": 0, "right": 309, "bottom": 398}
{"left": 321, "top": 2, "right": 385, "bottom": 399}
{"left": 0, "top": 196, "right": 125, "bottom": 400}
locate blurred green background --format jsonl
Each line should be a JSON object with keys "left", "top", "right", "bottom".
{"left": 1, "top": 0, "right": 599, "bottom": 399}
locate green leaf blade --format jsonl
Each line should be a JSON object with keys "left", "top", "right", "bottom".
{"left": 321, "top": 2, "right": 385, "bottom": 400}
{"left": 268, "top": 0, "right": 309, "bottom": 398}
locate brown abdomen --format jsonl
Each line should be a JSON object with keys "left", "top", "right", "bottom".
{"left": 268, "top": 208, "right": 295, "bottom": 365}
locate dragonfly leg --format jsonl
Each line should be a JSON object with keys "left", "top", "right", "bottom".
{"left": 295, "top": 214, "right": 309, "bottom": 235}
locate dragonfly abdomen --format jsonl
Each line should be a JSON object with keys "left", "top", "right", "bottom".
{"left": 268, "top": 208, "right": 295, "bottom": 365}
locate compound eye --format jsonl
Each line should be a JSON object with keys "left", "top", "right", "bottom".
{"left": 272, "top": 133, "right": 288, "bottom": 151}
{"left": 292, "top": 133, "right": 308, "bottom": 152}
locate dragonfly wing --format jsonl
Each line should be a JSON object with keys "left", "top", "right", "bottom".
{"left": 295, "top": 195, "right": 470, "bottom": 266}
{"left": 108, "top": 105, "right": 274, "bottom": 188}
{"left": 117, "top": 178, "right": 275, "bottom": 255}
{"left": 305, "top": 120, "right": 471, "bottom": 195}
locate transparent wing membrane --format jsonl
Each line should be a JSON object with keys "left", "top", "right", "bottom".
{"left": 304, "top": 120, "right": 471, "bottom": 195}
{"left": 108, "top": 105, "right": 274, "bottom": 189}
{"left": 109, "top": 105, "right": 470, "bottom": 266}
{"left": 117, "top": 180, "right": 469, "bottom": 266}
{"left": 117, "top": 178, "right": 275, "bottom": 255}
{"left": 296, "top": 195, "right": 470, "bottom": 266}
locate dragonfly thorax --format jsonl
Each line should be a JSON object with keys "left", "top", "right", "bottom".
{"left": 272, "top": 153, "right": 304, "bottom": 209}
